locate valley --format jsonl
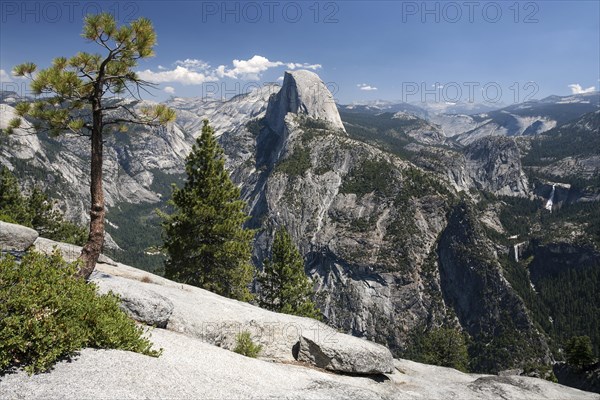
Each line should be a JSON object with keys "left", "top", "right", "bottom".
{"left": 1, "top": 70, "right": 599, "bottom": 379}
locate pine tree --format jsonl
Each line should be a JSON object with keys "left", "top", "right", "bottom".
{"left": 8, "top": 13, "right": 175, "bottom": 278}
{"left": 0, "top": 166, "right": 29, "bottom": 224}
{"left": 565, "top": 336, "right": 595, "bottom": 370}
{"left": 0, "top": 166, "right": 87, "bottom": 245}
{"left": 257, "top": 227, "right": 320, "bottom": 319}
{"left": 417, "top": 327, "right": 470, "bottom": 372}
{"left": 161, "top": 120, "right": 254, "bottom": 301}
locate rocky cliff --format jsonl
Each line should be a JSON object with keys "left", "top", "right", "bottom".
{"left": 1, "top": 72, "right": 598, "bottom": 375}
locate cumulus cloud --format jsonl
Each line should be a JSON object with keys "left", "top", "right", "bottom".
{"left": 216, "top": 55, "right": 284, "bottom": 80}
{"left": 286, "top": 62, "right": 322, "bottom": 70}
{"left": 164, "top": 86, "right": 176, "bottom": 94}
{"left": 357, "top": 83, "right": 378, "bottom": 91}
{"left": 0, "top": 69, "right": 12, "bottom": 82}
{"left": 568, "top": 83, "right": 596, "bottom": 94}
{"left": 175, "top": 59, "right": 211, "bottom": 71}
{"left": 138, "top": 66, "right": 218, "bottom": 85}
{"left": 277, "top": 76, "right": 284, "bottom": 81}
{"left": 138, "top": 55, "right": 322, "bottom": 84}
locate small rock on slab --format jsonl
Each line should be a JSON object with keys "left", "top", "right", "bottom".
{"left": 93, "top": 273, "right": 174, "bottom": 328}
{"left": 296, "top": 334, "right": 394, "bottom": 375}
{"left": 0, "top": 221, "right": 38, "bottom": 251}
{"left": 33, "top": 237, "right": 116, "bottom": 265}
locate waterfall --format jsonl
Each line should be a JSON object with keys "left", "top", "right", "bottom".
{"left": 544, "top": 184, "right": 555, "bottom": 212}
{"left": 514, "top": 244, "right": 520, "bottom": 263}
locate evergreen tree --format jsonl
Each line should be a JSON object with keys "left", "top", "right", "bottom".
{"left": 0, "top": 166, "right": 87, "bottom": 245}
{"left": 565, "top": 336, "right": 595, "bottom": 370}
{"left": 8, "top": 13, "right": 175, "bottom": 278}
{"left": 0, "top": 166, "right": 29, "bottom": 224}
{"left": 257, "top": 227, "right": 320, "bottom": 319}
{"left": 413, "top": 327, "right": 470, "bottom": 372}
{"left": 161, "top": 120, "right": 254, "bottom": 301}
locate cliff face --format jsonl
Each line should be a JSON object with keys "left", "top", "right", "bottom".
{"left": 227, "top": 72, "right": 553, "bottom": 370}
{"left": 1, "top": 73, "right": 598, "bottom": 374}
{"left": 437, "top": 203, "right": 551, "bottom": 372}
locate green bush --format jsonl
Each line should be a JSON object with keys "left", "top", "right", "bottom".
{"left": 233, "top": 331, "right": 262, "bottom": 358}
{"left": 0, "top": 250, "right": 161, "bottom": 374}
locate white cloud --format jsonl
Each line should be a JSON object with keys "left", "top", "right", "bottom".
{"left": 0, "top": 69, "right": 12, "bottom": 82}
{"left": 138, "top": 66, "right": 218, "bottom": 85}
{"left": 164, "top": 86, "right": 176, "bottom": 94}
{"left": 217, "top": 55, "right": 284, "bottom": 80}
{"left": 357, "top": 83, "right": 378, "bottom": 91}
{"left": 277, "top": 76, "right": 284, "bottom": 81}
{"left": 175, "top": 59, "right": 211, "bottom": 71}
{"left": 139, "top": 55, "right": 322, "bottom": 84}
{"left": 568, "top": 83, "right": 596, "bottom": 94}
{"left": 286, "top": 62, "right": 322, "bottom": 71}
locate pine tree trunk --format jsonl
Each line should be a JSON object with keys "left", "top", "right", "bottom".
{"left": 78, "top": 101, "right": 105, "bottom": 279}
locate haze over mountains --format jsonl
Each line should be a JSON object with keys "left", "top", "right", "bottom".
{"left": 1, "top": 71, "right": 599, "bottom": 382}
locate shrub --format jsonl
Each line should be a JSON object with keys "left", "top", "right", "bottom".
{"left": 0, "top": 250, "right": 161, "bottom": 374}
{"left": 233, "top": 331, "right": 262, "bottom": 358}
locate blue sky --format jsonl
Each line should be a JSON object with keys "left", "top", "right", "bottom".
{"left": 1, "top": 1, "right": 598, "bottom": 105}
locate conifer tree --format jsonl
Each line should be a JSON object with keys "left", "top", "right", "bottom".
{"left": 0, "top": 166, "right": 87, "bottom": 245}
{"left": 161, "top": 120, "right": 254, "bottom": 301}
{"left": 257, "top": 227, "right": 320, "bottom": 319}
{"left": 565, "top": 336, "right": 595, "bottom": 370}
{"left": 7, "top": 13, "right": 175, "bottom": 278}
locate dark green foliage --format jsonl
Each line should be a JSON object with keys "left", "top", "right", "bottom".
{"left": 257, "top": 227, "right": 321, "bottom": 319}
{"left": 566, "top": 336, "right": 596, "bottom": 370}
{"left": 340, "top": 159, "right": 395, "bottom": 198}
{"left": 161, "top": 120, "right": 254, "bottom": 301}
{"left": 498, "top": 196, "right": 540, "bottom": 238}
{"left": 397, "top": 167, "right": 452, "bottom": 203}
{"left": 0, "top": 166, "right": 87, "bottom": 245}
{"left": 522, "top": 112, "right": 600, "bottom": 166}
{"left": 233, "top": 331, "right": 262, "bottom": 358}
{"left": 500, "top": 258, "right": 552, "bottom": 335}
{"left": 535, "top": 265, "right": 600, "bottom": 358}
{"left": 484, "top": 191, "right": 600, "bottom": 367}
{"left": 274, "top": 145, "right": 312, "bottom": 177}
{"left": 468, "top": 311, "right": 545, "bottom": 374}
{"left": 340, "top": 111, "right": 419, "bottom": 160}
{"left": 297, "top": 117, "right": 333, "bottom": 144}
{"left": 104, "top": 169, "right": 184, "bottom": 272}
{"left": 405, "top": 326, "right": 470, "bottom": 372}
{"left": 0, "top": 250, "right": 160, "bottom": 374}
{"left": 104, "top": 202, "right": 165, "bottom": 273}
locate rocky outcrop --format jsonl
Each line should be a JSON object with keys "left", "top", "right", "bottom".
{"left": 2, "top": 328, "right": 597, "bottom": 400}
{"left": 33, "top": 237, "right": 116, "bottom": 265}
{"left": 2, "top": 249, "right": 597, "bottom": 399}
{"left": 0, "top": 220, "right": 38, "bottom": 251}
{"left": 463, "top": 136, "right": 529, "bottom": 196}
{"left": 265, "top": 70, "right": 345, "bottom": 134}
{"left": 91, "top": 262, "right": 394, "bottom": 375}
{"left": 297, "top": 334, "right": 394, "bottom": 374}
{"left": 95, "top": 273, "right": 174, "bottom": 328}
